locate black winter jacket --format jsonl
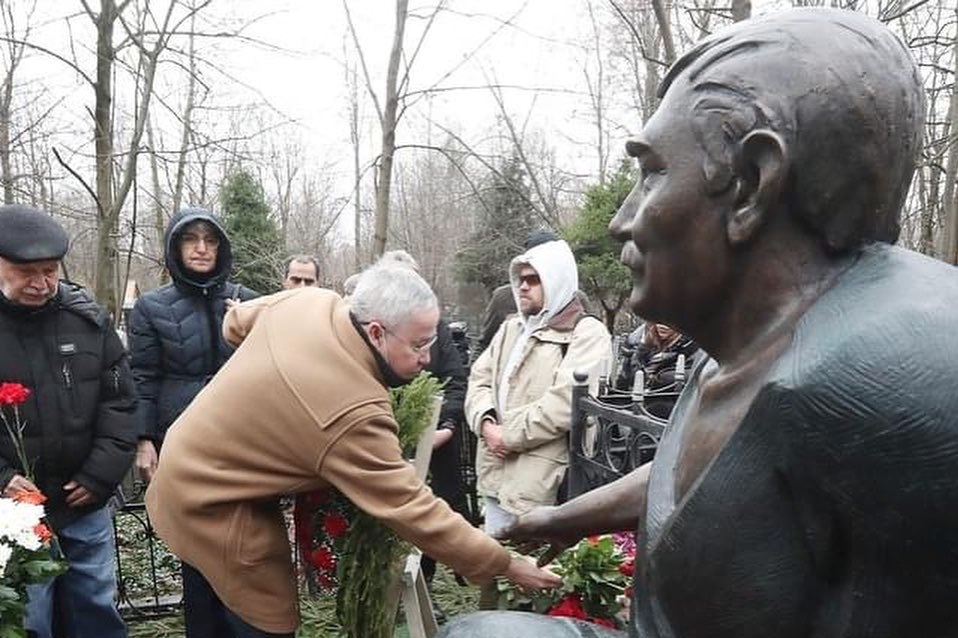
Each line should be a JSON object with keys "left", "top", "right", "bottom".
{"left": 427, "top": 318, "right": 466, "bottom": 429}
{"left": 128, "top": 209, "right": 257, "bottom": 442}
{"left": 0, "top": 283, "right": 137, "bottom": 529}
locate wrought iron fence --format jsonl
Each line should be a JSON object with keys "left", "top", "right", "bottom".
{"left": 567, "top": 363, "right": 688, "bottom": 499}
{"left": 111, "top": 478, "right": 182, "bottom": 621}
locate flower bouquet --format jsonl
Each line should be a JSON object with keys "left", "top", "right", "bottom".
{"left": 294, "top": 373, "right": 443, "bottom": 638}
{"left": 0, "top": 382, "right": 67, "bottom": 638}
{"left": 497, "top": 532, "right": 636, "bottom": 629}
{"left": 0, "top": 492, "right": 67, "bottom": 637}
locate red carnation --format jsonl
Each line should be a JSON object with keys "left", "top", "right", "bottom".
{"left": 323, "top": 512, "right": 349, "bottom": 538}
{"left": 619, "top": 558, "right": 634, "bottom": 577}
{"left": 547, "top": 593, "right": 588, "bottom": 620}
{"left": 0, "top": 382, "right": 30, "bottom": 406}
{"left": 33, "top": 522, "right": 52, "bottom": 543}
{"left": 309, "top": 547, "right": 336, "bottom": 573}
{"left": 13, "top": 490, "right": 46, "bottom": 505}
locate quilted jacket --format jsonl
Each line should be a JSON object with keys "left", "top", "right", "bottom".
{"left": 128, "top": 209, "right": 257, "bottom": 442}
{"left": 0, "top": 283, "right": 137, "bottom": 528}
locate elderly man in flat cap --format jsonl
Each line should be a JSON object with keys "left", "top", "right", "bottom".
{"left": 0, "top": 205, "right": 137, "bottom": 638}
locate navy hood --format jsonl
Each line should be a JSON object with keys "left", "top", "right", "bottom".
{"left": 164, "top": 208, "right": 233, "bottom": 292}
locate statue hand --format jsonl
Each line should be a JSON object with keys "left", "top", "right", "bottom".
{"left": 502, "top": 554, "right": 562, "bottom": 590}
{"left": 498, "top": 506, "right": 582, "bottom": 567}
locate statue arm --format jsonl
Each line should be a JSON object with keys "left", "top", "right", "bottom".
{"left": 502, "top": 462, "right": 649, "bottom": 562}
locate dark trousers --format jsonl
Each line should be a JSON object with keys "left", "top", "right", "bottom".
{"left": 423, "top": 432, "right": 470, "bottom": 581}
{"left": 182, "top": 562, "right": 233, "bottom": 638}
{"left": 224, "top": 608, "right": 294, "bottom": 638}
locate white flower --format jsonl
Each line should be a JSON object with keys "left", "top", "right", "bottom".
{"left": 0, "top": 497, "right": 45, "bottom": 551}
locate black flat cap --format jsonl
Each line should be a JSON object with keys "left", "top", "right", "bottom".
{"left": 0, "top": 205, "right": 70, "bottom": 263}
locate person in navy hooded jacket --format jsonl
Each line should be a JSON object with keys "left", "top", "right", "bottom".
{"left": 128, "top": 208, "right": 257, "bottom": 637}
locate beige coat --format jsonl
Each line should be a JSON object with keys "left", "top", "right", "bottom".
{"left": 145, "top": 288, "right": 510, "bottom": 633}
{"left": 466, "top": 300, "right": 611, "bottom": 515}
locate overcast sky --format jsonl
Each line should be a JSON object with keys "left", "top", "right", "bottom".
{"left": 8, "top": 0, "right": 784, "bottom": 223}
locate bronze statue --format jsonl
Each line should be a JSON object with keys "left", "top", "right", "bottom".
{"left": 440, "top": 7, "right": 958, "bottom": 638}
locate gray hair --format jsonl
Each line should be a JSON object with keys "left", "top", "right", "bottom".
{"left": 350, "top": 263, "right": 437, "bottom": 328}
{"left": 378, "top": 249, "right": 420, "bottom": 272}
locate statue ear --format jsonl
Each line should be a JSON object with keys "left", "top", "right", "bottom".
{"left": 726, "top": 130, "right": 787, "bottom": 245}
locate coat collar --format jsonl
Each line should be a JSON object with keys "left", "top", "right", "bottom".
{"left": 546, "top": 296, "right": 586, "bottom": 332}
{"left": 343, "top": 308, "right": 409, "bottom": 388}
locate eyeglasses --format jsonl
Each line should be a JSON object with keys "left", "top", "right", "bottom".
{"left": 517, "top": 273, "right": 541, "bottom": 287}
{"left": 384, "top": 326, "right": 438, "bottom": 355}
{"left": 181, "top": 233, "right": 220, "bottom": 248}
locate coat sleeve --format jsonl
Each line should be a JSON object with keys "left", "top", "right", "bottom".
{"left": 431, "top": 320, "right": 466, "bottom": 428}
{"left": 72, "top": 325, "right": 137, "bottom": 498}
{"left": 222, "top": 295, "right": 273, "bottom": 347}
{"left": 465, "top": 323, "right": 506, "bottom": 435}
{"left": 500, "top": 318, "right": 611, "bottom": 453}
{"left": 320, "top": 407, "right": 511, "bottom": 583}
{"left": 128, "top": 299, "right": 162, "bottom": 441}
{"left": 238, "top": 284, "right": 260, "bottom": 301}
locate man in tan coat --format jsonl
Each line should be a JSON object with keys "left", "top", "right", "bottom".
{"left": 146, "top": 263, "right": 559, "bottom": 636}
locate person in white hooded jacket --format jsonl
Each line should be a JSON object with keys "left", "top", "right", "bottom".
{"left": 466, "top": 238, "right": 611, "bottom": 537}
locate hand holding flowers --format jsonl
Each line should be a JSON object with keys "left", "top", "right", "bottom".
{"left": 0, "top": 492, "right": 67, "bottom": 637}
{"left": 0, "top": 382, "right": 67, "bottom": 638}
{"left": 498, "top": 532, "right": 636, "bottom": 629}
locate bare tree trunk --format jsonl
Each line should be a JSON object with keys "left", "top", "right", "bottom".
{"left": 651, "top": 0, "right": 676, "bottom": 65}
{"left": 585, "top": 0, "right": 607, "bottom": 185}
{"left": 172, "top": 22, "right": 198, "bottom": 214}
{"left": 372, "top": 0, "right": 409, "bottom": 258}
{"left": 91, "top": 0, "right": 119, "bottom": 317}
{"left": 0, "top": 70, "right": 15, "bottom": 205}
{"left": 87, "top": 0, "right": 183, "bottom": 318}
{"left": 936, "top": 36, "right": 958, "bottom": 264}
{"left": 0, "top": 2, "right": 30, "bottom": 205}
{"left": 145, "top": 119, "right": 168, "bottom": 280}
{"left": 348, "top": 59, "right": 363, "bottom": 269}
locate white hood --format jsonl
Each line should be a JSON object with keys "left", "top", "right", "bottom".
{"left": 509, "top": 239, "right": 579, "bottom": 328}
{"left": 496, "top": 239, "right": 579, "bottom": 414}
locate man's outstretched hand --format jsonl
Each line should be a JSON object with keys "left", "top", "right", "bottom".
{"left": 502, "top": 554, "right": 562, "bottom": 590}
{"left": 498, "top": 506, "right": 585, "bottom": 567}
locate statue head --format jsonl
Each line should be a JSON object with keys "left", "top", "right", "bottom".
{"left": 611, "top": 8, "right": 925, "bottom": 325}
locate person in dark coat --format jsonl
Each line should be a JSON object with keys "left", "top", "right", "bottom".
{"left": 614, "top": 322, "right": 703, "bottom": 419}
{"left": 0, "top": 204, "right": 136, "bottom": 638}
{"left": 422, "top": 316, "right": 470, "bottom": 584}
{"left": 128, "top": 207, "right": 256, "bottom": 638}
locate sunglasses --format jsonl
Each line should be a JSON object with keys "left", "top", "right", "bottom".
{"left": 517, "top": 273, "right": 541, "bottom": 287}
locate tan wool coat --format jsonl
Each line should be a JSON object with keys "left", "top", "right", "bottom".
{"left": 466, "top": 300, "right": 611, "bottom": 515}
{"left": 145, "top": 288, "right": 510, "bottom": 633}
